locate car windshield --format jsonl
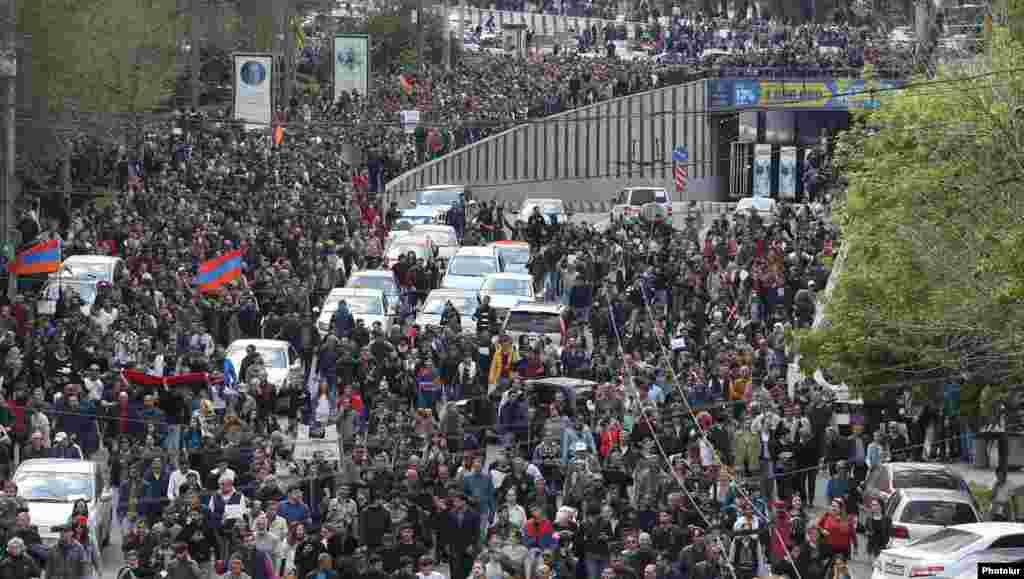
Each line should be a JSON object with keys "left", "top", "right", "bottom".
{"left": 43, "top": 280, "right": 99, "bottom": 305}
{"left": 387, "top": 244, "right": 430, "bottom": 260}
{"left": 416, "top": 188, "right": 463, "bottom": 206}
{"left": 60, "top": 261, "right": 111, "bottom": 281}
{"left": 496, "top": 246, "right": 530, "bottom": 265}
{"left": 409, "top": 230, "right": 458, "bottom": 246}
{"left": 324, "top": 296, "right": 384, "bottom": 316}
{"left": 625, "top": 189, "right": 663, "bottom": 205}
{"left": 227, "top": 347, "right": 288, "bottom": 369}
{"left": 422, "top": 297, "right": 478, "bottom": 316}
{"left": 899, "top": 501, "right": 977, "bottom": 526}
{"left": 905, "top": 528, "right": 980, "bottom": 552}
{"left": 893, "top": 470, "right": 961, "bottom": 490}
{"left": 738, "top": 198, "right": 775, "bottom": 213}
{"left": 16, "top": 472, "right": 95, "bottom": 502}
{"left": 448, "top": 256, "right": 497, "bottom": 277}
{"left": 393, "top": 216, "right": 434, "bottom": 229}
{"left": 505, "top": 311, "right": 562, "bottom": 334}
{"left": 523, "top": 202, "right": 563, "bottom": 214}
{"left": 483, "top": 277, "right": 532, "bottom": 297}
{"left": 348, "top": 275, "right": 398, "bottom": 294}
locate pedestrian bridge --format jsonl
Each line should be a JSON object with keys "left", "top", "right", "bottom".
{"left": 385, "top": 78, "right": 721, "bottom": 209}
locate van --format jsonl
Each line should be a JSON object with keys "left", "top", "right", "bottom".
{"left": 611, "top": 187, "right": 673, "bottom": 223}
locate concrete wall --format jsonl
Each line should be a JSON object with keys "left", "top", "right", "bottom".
{"left": 385, "top": 79, "right": 723, "bottom": 207}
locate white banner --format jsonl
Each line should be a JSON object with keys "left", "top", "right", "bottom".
{"left": 334, "top": 34, "right": 369, "bottom": 102}
{"left": 753, "top": 143, "right": 772, "bottom": 198}
{"left": 293, "top": 423, "right": 341, "bottom": 462}
{"left": 400, "top": 110, "right": 420, "bottom": 134}
{"left": 233, "top": 53, "right": 273, "bottom": 129}
{"left": 779, "top": 146, "right": 798, "bottom": 200}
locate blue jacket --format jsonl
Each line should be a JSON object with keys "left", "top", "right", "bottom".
{"left": 278, "top": 499, "right": 312, "bottom": 526}
{"left": 141, "top": 469, "right": 171, "bottom": 515}
{"left": 463, "top": 473, "right": 496, "bottom": 515}
{"left": 498, "top": 399, "right": 529, "bottom": 436}
{"left": 333, "top": 304, "right": 355, "bottom": 338}
{"left": 55, "top": 401, "right": 99, "bottom": 455}
{"left": 568, "top": 284, "right": 594, "bottom": 309}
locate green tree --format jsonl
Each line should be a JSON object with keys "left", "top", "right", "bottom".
{"left": 793, "top": 27, "right": 1024, "bottom": 406}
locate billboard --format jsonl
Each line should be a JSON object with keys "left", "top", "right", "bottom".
{"left": 779, "top": 147, "right": 798, "bottom": 200}
{"left": 707, "top": 78, "right": 901, "bottom": 110}
{"left": 753, "top": 144, "right": 772, "bottom": 198}
{"left": 233, "top": 53, "right": 273, "bottom": 128}
{"left": 334, "top": 34, "right": 370, "bottom": 102}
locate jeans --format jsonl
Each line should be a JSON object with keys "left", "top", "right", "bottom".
{"left": 163, "top": 424, "right": 181, "bottom": 452}
{"left": 585, "top": 558, "right": 608, "bottom": 579}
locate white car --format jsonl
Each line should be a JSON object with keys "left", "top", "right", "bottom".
{"left": 415, "top": 289, "right": 479, "bottom": 336}
{"left": 502, "top": 302, "right": 592, "bottom": 355}
{"left": 479, "top": 272, "right": 535, "bottom": 312}
{"left": 408, "top": 224, "right": 460, "bottom": 260}
{"left": 490, "top": 241, "right": 531, "bottom": 274}
{"left": 384, "top": 239, "right": 435, "bottom": 269}
{"left": 441, "top": 246, "right": 502, "bottom": 292}
{"left": 58, "top": 255, "right": 126, "bottom": 284}
{"left": 883, "top": 488, "right": 982, "bottom": 548}
{"left": 733, "top": 196, "right": 778, "bottom": 225}
{"left": 226, "top": 338, "right": 304, "bottom": 393}
{"left": 611, "top": 186, "right": 673, "bottom": 223}
{"left": 872, "top": 523, "right": 1024, "bottom": 579}
{"left": 346, "top": 270, "right": 401, "bottom": 306}
{"left": 516, "top": 198, "right": 568, "bottom": 225}
{"left": 316, "top": 288, "right": 392, "bottom": 337}
{"left": 15, "top": 459, "right": 113, "bottom": 547}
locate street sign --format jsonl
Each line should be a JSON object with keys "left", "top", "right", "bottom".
{"left": 672, "top": 146, "right": 688, "bottom": 162}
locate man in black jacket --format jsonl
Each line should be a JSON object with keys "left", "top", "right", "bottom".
{"left": 474, "top": 295, "right": 495, "bottom": 336}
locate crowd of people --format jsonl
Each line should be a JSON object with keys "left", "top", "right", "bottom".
{"left": 0, "top": 91, "right": 907, "bottom": 579}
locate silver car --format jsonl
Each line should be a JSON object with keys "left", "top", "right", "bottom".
{"left": 884, "top": 488, "right": 982, "bottom": 548}
{"left": 872, "top": 523, "right": 1024, "bottom": 579}
{"left": 14, "top": 459, "right": 113, "bottom": 547}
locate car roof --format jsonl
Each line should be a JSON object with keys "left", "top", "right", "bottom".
{"left": 411, "top": 224, "right": 455, "bottom": 232}
{"left": 425, "top": 289, "right": 476, "bottom": 300}
{"left": 325, "top": 288, "right": 385, "bottom": 299}
{"left": 509, "top": 302, "right": 564, "bottom": 313}
{"left": 491, "top": 241, "right": 529, "bottom": 247}
{"left": 484, "top": 272, "right": 533, "bottom": 281}
{"left": 420, "top": 184, "right": 465, "bottom": 191}
{"left": 227, "top": 339, "right": 290, "bottom": 351}
{"left": 63, "top": 255, "right": 122, "bottom": 264}
{"left": 522, "top": 198, "right": 562, "bottom": 205}
{"left": 623, "top": 186, "right": 667, "bottom": 191}
{"left": 16, "top": 459, "right": 95, "bottom": 475}
{"left": 453, "top": 246, "right": 497, "bottom": 257}
{"left": 886, "top": 462, "right": 960, "bottom": 473}
{"left": 349, "top": 270, "right": 395, "bottom": 278}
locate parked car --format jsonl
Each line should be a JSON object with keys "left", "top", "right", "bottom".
{"left": 316, "top": 288, "right": 393, "bottom": 337}
{"left": 441, "top": 246, "right": 502, "bottom": 292}
{"left": 610, "top": 186, "right": 673, "bottom": 223}
{"left": 883, "top": 488, "right": 982, "bottom": 548}
{"left": 490, "top": 240, "right": 531, "bottom": 274}
{"left": 346, "top": 269, "right": 401, "bottom": 306}
{"left": 934, "top": 553, "right": 1024, "bottom": 579}
{"left": 226, "top": 338, "right": 305, "bottom": 394}
{"left": 415, "top": 288, "right": 479, "bottom": 335}
{"left": 14, "top": 459, "right": 113, "bottom": 547}
{"left": 860, "top": 462, "right": 976, "bottom": 526}
{"left": 872, "top": 523, "right": 1024, "bottom": 579}
{"left": 408, "top": 224, "right": 461, "bottom": 260}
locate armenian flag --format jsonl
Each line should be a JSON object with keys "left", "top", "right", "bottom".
{"left": 399, "top": 74, "right": 415, "bottom": 96}
{"left": 195, "top": 250, "right": 242, "bottom": 292}
{"left": 8, "top": 239, "right": 60, "bottom": 275}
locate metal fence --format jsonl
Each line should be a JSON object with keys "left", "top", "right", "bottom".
{"left": 385, "top": 79, "right": 714, "bottom": 206}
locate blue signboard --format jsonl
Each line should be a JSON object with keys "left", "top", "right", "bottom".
{"left": 706, "top": 78, "right": 901, "bottom": 110}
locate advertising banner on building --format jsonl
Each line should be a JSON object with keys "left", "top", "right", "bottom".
{"left": 753, "top": 144, "right": 772, "bottom": 198}
{"left": 779, "top": 146, "right": 798, "bottom": 200}
{"left": 334, "top": 34, "right": 369, "bottom": 102}
{"left": 706, "top": 78, "right": 901, "bottom": 110}
{"left": 232, "top": 53, "right": 273, "bottom": 128}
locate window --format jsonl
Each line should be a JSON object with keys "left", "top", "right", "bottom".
{"left": 483, "top": 278, "right": 532, "bottom": 297}
{"left": 496, "top": 247, "right": 530, "bottom": 266}
{"left": 899, "top": 501, "right": 977, "bottom": 526}
{"left": 893, "top": 470, "right": 960, "bottom": 491}
{"left": 989, "top": 534, "right": 1024, "bottom": 549}
{"left": 448, "top": 257, "right": 497, "bottom": 277}
{"left": 504, "top": 311, "right": 562, "bottom": 334}
{"left": 907, "top": 528, "right": 981, "bottom": 552}
{"left": 15, "top": 472, "right": 96, "bottom": 501}
{"left": 324, "top": 296, "right": 383, "bottom": 316}
{"left": 416, "top": 188, "right": 464, "bottom": 206}
{"left": 626, "top": 189, "right": 661, "bottom": 205}
{"left": 422, "top": 298, "right": 477, "bottom": 316}
{"left": 348, "top": 275, "right": 398, "bottom": 295}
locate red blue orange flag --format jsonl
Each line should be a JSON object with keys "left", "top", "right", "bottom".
{"left": 195, "top": 250, "right": 243, "bottom": 292}
{"left": 8, "top": 239, "right": 61, "bottom": 275}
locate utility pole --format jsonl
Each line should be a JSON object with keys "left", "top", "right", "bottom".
{"left": 443, "top": 0, "right": 451, "bottom": 71}
{"left": 416, "top": 0, "right": 425, "bottom": 73}
{"left": 1, "top": 0, "right": 15, "bottom": 297}
{"left": 190, "top": 0, "right": 201, "bottom": 111}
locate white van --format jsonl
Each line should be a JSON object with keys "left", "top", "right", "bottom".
{"left": 611, "top": 187, "right": 673, "bottom": 223}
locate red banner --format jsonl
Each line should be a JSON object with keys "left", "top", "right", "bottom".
{"left": 674, "top": 164, "right": 688, "bottom": 193}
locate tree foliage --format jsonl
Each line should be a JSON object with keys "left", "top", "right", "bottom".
{"left": 794, "top": 27, "right": 1024, "bottom": 402}
{"left": 20, "top": 0, "right": 186, "bottom": 116}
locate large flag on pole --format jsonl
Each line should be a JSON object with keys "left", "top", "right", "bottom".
{"left": 8, "top": 239, "right": 61, "bottom": 275}
{"left": 194, "top": 250, "right": 243, "bottom": 292}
